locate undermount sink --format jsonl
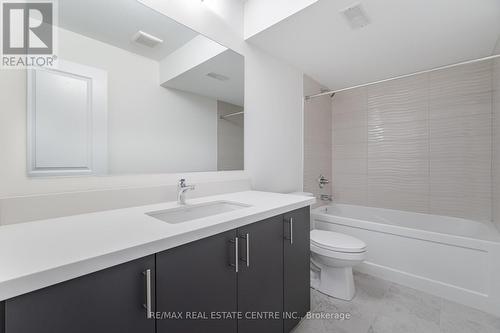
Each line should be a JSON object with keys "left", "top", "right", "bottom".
{"left": 146, "top": 201, "right": 250, "bottom": 224}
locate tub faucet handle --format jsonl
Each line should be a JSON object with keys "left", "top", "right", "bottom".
{"left": 318, "top": 175, "right": 330, "bottom": 189}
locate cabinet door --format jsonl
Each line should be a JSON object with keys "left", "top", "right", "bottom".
{"left": 5, "top": 256, "right": 155, "bottom": 333}
{"left": 283, "top": 207, "right": 311, "bottom": 332}
{"left": 1, "top": 301, "right": 4, "bottom": 333}
{"left": 156, "top": 230, "right": 238, "bottom": 333}
{"left": 237, "top": 215, "right": 284, "bottom": 333}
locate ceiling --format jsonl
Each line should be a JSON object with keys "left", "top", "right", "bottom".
{"left": 59, "top": 0, "right": 198, "bottom": 61}
{"left": 247, "top": 0, "right": 500, "bottom": 91}
{"left": 162, "top": 49, "right": 245, "bottom": 107}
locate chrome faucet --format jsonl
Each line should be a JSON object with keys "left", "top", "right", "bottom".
{"left": 177, "top": 179, "right": 195, "bottom": 205}
{"left": 317, "top": 175, "right": 330, "bottom": 189}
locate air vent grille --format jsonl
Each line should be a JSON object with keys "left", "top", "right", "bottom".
{"left": 132, "top": 31, "right": 163, "bottom": 48}
{"left": 340, "top": 4, "right": 370, "bottom": 30}
{"left": 206, "top": 72, "right": 230, "bottom": 81}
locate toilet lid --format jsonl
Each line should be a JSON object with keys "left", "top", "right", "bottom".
{"left": 310, "top": 230, "right": 367, "bottom": 253}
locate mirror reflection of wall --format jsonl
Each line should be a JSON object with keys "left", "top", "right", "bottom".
{"left": 218, "top": 101, "right": 244, "bottom": 171}
{"left": 27, "top": 0, "right": 244, "bottom": 177}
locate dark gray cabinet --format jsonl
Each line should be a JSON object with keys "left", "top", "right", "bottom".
{"left": 1, "top": 301, "right": 4, "bottom": 333}
{"left": 156, "top": 229, "right": 238, "bottom": 333}
{"left": 4, "top": 255, "right": 155, "bottom": 333}
{"left": 2, "top": 206, "right": 310, "bottom": 333}
{"left": 237, "top": 215, "right": 284, "bottom": 333}
{"left": 284, "top": 207, "right": 311, "bottom": 332}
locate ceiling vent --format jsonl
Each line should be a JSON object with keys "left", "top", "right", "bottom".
{"left": 206, "top": 72, "right": 230, "bottom": 81}
{"left": 132, "top": 31, "right": 163, "bottom": 48}
{"left": 340, "top": 3, "right": 370, "bottom": 30}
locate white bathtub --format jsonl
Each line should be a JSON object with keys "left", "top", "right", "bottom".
{"left": 312, "top": 204, "right": 500, "bottom": 317}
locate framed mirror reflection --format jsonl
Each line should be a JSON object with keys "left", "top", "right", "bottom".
{"left": 27, "top": 0, "right": 244, "bottom": 177}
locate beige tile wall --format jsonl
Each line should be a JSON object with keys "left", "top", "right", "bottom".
{"left": 367, "top": 74, "right": 429, "bottom": 213}
{"left": 303, "top": 75, "right": 332, "bottom": 205}
{"left": 494, "top": 58, "right": 500, "bottom": 230}
{"left": 332, "top": 87, "right": 367, "bottom": 204}
{"left": 429, "top": 62, "right": 492, "bottom": 221}
{"left": 332, "top": 60, "right": 494, "bottom": 222}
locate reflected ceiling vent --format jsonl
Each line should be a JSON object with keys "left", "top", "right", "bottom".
{"left": 206, "top": 72, "right": 230, "bottom": 81}
{"left": 132, "top": 31, "right": 163, "bottom": 48}
{"left": 340, "top": 3, "right": 370, "bottom": 30}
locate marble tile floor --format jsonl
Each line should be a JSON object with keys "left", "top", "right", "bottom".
{"left": 293, "top": 272, "right": 500, "bottom": 333}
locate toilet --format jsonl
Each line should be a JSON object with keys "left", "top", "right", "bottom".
{"left": 310, "top": 229, "right": 367, "bottom": 300}
{"left": 287, "top": 192, "right": 367, "bottom": 300}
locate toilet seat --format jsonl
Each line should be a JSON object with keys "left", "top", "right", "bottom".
{"left": 311, "top": 242, "right": 366, "bottom": 262}
{"left": 310, "top": 230, "right": 366, "bottom": 253}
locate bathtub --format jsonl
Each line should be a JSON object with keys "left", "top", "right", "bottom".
{"left": 312, "top": 204, "right": 500, "bottom": 317}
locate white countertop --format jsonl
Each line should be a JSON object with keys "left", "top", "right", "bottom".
{"left": 0, "top": 191, "right": 315, "bottom": 301}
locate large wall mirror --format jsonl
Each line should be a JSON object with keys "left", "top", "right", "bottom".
{"left": 27, "top": 0, "right": 244, "bottom": 177}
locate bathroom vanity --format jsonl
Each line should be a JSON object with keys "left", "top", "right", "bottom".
{"left": 0, "top": 191, "right": 314, "bottom": 333}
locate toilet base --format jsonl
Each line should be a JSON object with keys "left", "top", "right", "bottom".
{"left": 317, "top": 266, "right": 355, "bottom": 301}
{"left": 310, "top": 264, "right": 320, "bottom": 290}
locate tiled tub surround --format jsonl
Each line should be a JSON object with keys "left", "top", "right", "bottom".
{"left": 312, "top": 204, "right": 500, "bottom": 317}
{"left": 332, "top": 60, "right": 495, "bottom": 222}
{"left": 494, "top": 58, "right": 500, "bottom": 231}
{"left": 303, "top": 75, "right": 332, "bottom": 205}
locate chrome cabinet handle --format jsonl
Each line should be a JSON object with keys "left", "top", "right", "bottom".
{"left": 240, "top": 233, "right": 250, "bottom": 267}
{"left": 143, "top": 269, "right": 152, "bottom": 319}
{"left": 285, "top": 217, "right": 294, "bottom": 244}
{"left": 230, "top": 237, "right": 239, "bottom": 272}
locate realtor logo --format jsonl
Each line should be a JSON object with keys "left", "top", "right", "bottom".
{"left": 3, "top": 2, "right": 53, "bottom": 54}
{"left": 1, "top": 0, "right": 57, "bottom": 68}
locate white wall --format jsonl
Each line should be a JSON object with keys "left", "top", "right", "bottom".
{"left": 244, "top": 46, "right": 304, "bottom": 193}
{"left": 244, "top": 0, "right": 319, "bottom": 39}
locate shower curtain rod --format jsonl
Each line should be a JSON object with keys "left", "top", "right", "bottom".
{"left": 220, "top": 111, "right": 244, "bottom": 119}
{"left": 304, "top": 54, "right": 500, "bottom": 101}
